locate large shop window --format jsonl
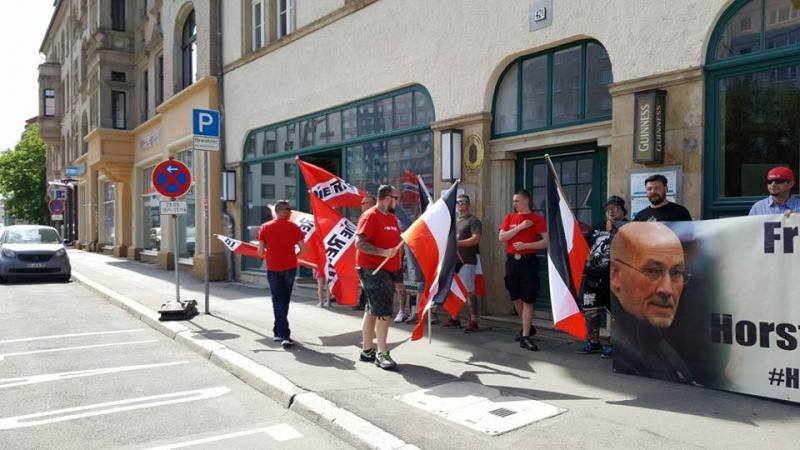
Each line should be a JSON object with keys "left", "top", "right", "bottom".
{"left": 101, "top": 182, "right": 116, "bottom": 246}
{"left": 141, "top": 165, "right": 161, "bottom": 251}
{"left": 705, "top": 0, "right": 800, "bottom": 217}
{"left": 242, "top": 86, "right": 435, "bottom": 272}
{"left": 176, "top": 150, "right": 196, "bottom": 259}
{"left": 492, "top": 41, "right": 613, "bottom": 137}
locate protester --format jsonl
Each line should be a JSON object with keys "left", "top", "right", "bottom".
{"left": 353, "top": 195, "right": 377, "bottom": 311}
{"left": 443, "top": 194, "right": 483, "bottom": 333}
{"left": 610, "top": 222, "right": 694, "bottom": 383}
{"left": 314, "top": 269, "right": 330, "bottom": 307}
{"left": 498, "top": 189, "right": 548, "bottom": 351}
{"left": 633, "top": 175, "right": 692, "bottom": 222}
{"left": 577, "top": 196, "right": 628, "bottom": 358}
{"left": 748, "top": 166, "right": 799, "bottom": 217}
{"left": 257, "top": 200, "right": 307, "bottom": 347}
{"left": 356, "top": 186, "right": 403, "bottom": 370}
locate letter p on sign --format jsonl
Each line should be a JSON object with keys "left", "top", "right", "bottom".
{"left": 193, "top": 109, "right": 220, "bottom": 137}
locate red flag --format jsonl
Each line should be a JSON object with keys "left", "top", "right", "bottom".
{"left": 474, "top": 254, "right": 486, "bottom": 297}
{"left": 214, "top": 234, "right": 317, "bottom": 269}
{"left": 412, "top": 274, "right": 468, "bottom": 340}
{"left": 403, "top": 183, "right": 460, "bottom": 341}
{"left": 298, "top": 159, "right": 364, "bottom": 208}
{"left": 545, "top": 156, "right": 588, "bottom": 340}
{"left": 309, "top": 194, "right": 359, "bottom": 305}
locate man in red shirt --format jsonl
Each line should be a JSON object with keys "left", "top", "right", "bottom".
{"left": 257, "top": 200, "right": 307, "bottom": 347}
{"left": 356, "top": 185, "right": 402, "bottom": 370}
{"left": 498, "top": 189, "right": 548, "bottom": 351}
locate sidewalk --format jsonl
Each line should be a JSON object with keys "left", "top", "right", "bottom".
{"left": 68, "top": 250, "right": 800, "bottom": 449}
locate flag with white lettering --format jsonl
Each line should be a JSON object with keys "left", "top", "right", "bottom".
{"left": 298, "top": 159, "right": 364, "bottom": 208}
{"left": 214, "top": 233, "right": 317, "bottom": 269}
{"left": 309, "top": 194, "right": 359, "bottom": 305}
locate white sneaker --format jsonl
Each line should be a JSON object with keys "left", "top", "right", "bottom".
{"left": 393, "top": 311, "right": 407, "bottom": 323}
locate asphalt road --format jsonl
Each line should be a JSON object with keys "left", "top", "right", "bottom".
{"left": 0, "top": 279, "right": 353, "bottom": 450}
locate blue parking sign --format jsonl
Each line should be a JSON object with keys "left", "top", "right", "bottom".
{"left": 192, "top": 109, "right": 220, "bottom": 137}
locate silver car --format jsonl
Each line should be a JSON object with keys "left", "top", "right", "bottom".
{"left": 0, "top": 225, "right": 71, "bottom": 282}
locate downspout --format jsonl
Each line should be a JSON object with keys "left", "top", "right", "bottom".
{"left": 215, "top": 0, "right": 234, "bottom": 281}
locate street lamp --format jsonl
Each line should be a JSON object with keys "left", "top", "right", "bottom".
{"left": 440, "top": 128, "right": 462, "bottom": 182}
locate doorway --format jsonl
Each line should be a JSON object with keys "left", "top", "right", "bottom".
{"left": 297, "top": 149, "right": 342, "bottom": 212}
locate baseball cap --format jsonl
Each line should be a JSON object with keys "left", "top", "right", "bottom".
{"left": 767, "top": 166, "right": 794, "bottom": 182}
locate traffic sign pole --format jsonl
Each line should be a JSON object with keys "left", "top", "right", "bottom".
{"left": 173, "top": 207, "right": 180, "bottom": 303}
{"left": 192, "top": 108, "right": 220, "bottom": 316}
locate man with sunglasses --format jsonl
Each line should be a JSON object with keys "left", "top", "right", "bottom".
{"left": 609, "top": 222, "right": 694, "bottom": 384}
{"left": 748, "top": 166, "right": 799, "bottom": 217}
{"left": 442, "top": 194, "right": 483, "bottom": 332}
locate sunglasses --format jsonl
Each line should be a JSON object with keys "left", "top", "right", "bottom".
{"left": 767, "top": 179, "right": 789, "bottom": 185}
{"left": 456, "top": 201, "right": 469, "bottom": 205}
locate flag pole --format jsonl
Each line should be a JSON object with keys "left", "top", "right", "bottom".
{"left": 371, "top": 243, "right": 403, "bottom": 275}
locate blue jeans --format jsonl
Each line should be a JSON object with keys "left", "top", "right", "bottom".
{"left": 267, "top": 269, "right": 296, "bottom": 339}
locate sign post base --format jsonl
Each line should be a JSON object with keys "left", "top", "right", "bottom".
{"left": 158, "top": 299, "right": 198, "bottom": 321}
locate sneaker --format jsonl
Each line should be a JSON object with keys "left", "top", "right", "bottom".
{"left": 514, "top": 326, "right": 538, "bottom": 342}
{"left": 280, "top": 338, "right": 295, "bottom": 347}
{"left": 519, "top": 336, "right": 539, "bottom": 352}
{"left": 375, "top": 351, "right": 397, "bottom": 370}
{"left": 359, "top": 348, "right": 376, "bottom": 362}
{"left": 442, "top": 318, "right": 461, "bottom": 328}
{"left": 464, "top": 320, "right": 479, "bottom": 333}
{"left": 576, "top": 341, "right": 603, "bottom": 354}
{"left": 601, "top": 345, "right": 613, "bottom": 359}
{"left": 405, "top": 315, "right": 419, "bottom": 325}
{"left": 272, "top": 336, "right": 282, "bottom": 342}
{"left": 323, "top": 300, "right": 331, "bottom": 308}
{"left": 393, "top": 311, "right": 407, "bottom": 323}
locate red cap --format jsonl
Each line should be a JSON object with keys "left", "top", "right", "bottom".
{"left": 767, "top": 166, "right": 794, "bottom": 182}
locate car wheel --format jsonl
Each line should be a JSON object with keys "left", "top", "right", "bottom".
{"left": 59, "top": 273, "right": 72, "bottom": 282}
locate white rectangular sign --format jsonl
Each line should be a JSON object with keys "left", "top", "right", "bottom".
{"left": 160, "top": 201, "right": 188, "bottom": 215}
{"left": 193, "top": 135, "right": 220, "bottom": 152}
{"left": 50, "top": 214, "right": 63, "bottom": 221}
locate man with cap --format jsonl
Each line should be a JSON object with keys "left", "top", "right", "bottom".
{"left": 748, "top": 166, "right": 800, "bottom": 217}
{"left": 576, "top": 195, "right": 629, "bottom": 358}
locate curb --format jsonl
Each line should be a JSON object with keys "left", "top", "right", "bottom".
{"left": 72, "top": 271, "right": 419, "bottom": 450}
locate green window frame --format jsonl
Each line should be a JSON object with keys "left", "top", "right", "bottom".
{"left": 491, "top": 40, "right": 613, "bottom": 138}
{"left": 704, "top": 0, "right": 800, "bottom": 218}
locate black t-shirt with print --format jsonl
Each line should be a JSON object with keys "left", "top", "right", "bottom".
{"left": 634, "top": 202, "right": 692, "bottom": 222}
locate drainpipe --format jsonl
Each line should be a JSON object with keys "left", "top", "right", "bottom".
{"left": 215, "top": 0, "right": 234, "bottom": 281}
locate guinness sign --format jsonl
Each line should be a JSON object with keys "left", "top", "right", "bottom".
{"left": 633, "top": 89, "right": 667, "bottom": 164}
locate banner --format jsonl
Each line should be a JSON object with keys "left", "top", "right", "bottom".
{"left": 309, "top": 194, "right": 359, "bottom": 305}
{"left": 610, "top": 214, "right": 799, "bottom": 403}
{"left": 297, "top": 159, "right": 364, "bottom": 208}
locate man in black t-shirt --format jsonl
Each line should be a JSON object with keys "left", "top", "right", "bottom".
{"left": 634, "top": 174, "right": 692, "bottom": 222}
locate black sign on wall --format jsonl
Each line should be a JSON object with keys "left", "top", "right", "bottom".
{"left": 633, "top": 89, "right": 667, "bottom": 164}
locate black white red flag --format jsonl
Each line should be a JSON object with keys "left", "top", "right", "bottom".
{"left": 309, "top": 194, "right": 359, "bottom": 305}
{"left": 298, "top": 159, "right": 364, "bottom": 208}
{"left": 545, "top": 155, "right": 589, "bottom": 340}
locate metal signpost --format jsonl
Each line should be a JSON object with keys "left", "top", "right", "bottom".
{"left": 192, "top": 109, "right": 221, "bottom": 315}
{"left": 152, "top": 157, "right": 197, "bottom": 320}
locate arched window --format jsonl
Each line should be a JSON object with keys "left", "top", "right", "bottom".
{"left": 704, "top": 0, "right": 800, "bottom": 218}
{"left": 181, "top": 10, "right": 197, "bottom": 89}
{"left": 492, "top": 40, "right": 613, "bottom": 137}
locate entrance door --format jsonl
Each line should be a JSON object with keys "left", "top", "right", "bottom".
{"left": 297, "top": 149, "right": 342, "bottom": 212}
{"left": 520, "top": 146, "right": 607, "bottom": 305}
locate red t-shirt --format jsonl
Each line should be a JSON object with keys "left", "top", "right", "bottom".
{"left": 356, "top": 206, "right": 402, "bottom": 271}
{"left": 256, "top": 218, "right": 305, "bottom": 271}
{"left": 499, "top": 212, "right": 547, "bottom": 255}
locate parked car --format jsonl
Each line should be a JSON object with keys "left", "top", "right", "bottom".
{"left": 0, "top": 225, "right": 71, "bottom": 282}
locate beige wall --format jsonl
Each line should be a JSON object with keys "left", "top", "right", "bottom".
{"left": 295, "top": 0, "right": 344, "bottom": 29}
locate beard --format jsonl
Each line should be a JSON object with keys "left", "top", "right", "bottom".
{"left": 648, "top": 193, "right": 665, "bottom": 205}
{"left": 387, "top": 206, "right": 396, "bottom": 213}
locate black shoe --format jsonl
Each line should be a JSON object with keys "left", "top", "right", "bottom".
{"left": 520, "top": 336, "right": 539, "bottom": 351}
{"left": 375, "top": 351, "right": 397, "bottom": 370}
{"left": 359, "top": 348, "right": 376, "bottom": 362}
{"left": 514, "top": 326, "right": 537, "bottom": 342}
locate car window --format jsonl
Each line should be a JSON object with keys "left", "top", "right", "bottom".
{"left": 3, "top": 228, "right": 61, "bottom": 244}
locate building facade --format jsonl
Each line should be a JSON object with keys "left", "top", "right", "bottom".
{"left": 38, "top": 0, "right": 228, "bottom": 280}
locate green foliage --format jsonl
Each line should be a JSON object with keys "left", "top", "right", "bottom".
{"left": 0, "top": 124, "right": 48, "bottom": 224}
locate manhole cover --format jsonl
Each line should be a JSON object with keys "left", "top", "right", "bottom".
{"left": 396, "top": 381, "right": 564, "bottom": 436}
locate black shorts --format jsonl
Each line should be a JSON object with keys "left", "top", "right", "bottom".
{"left": 359, "top": 268, "right": 395, "bottom": 318}
{"left": 505, "top": 255, "right": 540, "bottom": 304}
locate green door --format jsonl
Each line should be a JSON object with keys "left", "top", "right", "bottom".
{"left": 519, "top": 146, "right": 607, "bottom": 305}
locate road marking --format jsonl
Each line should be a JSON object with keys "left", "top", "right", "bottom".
{"left": 0, "top": 340, "right": 158, "bottom": 361}
{"left": 0, "top": 329, "right": 145, "bottom": 345}
{"left": 0, "top": 361, "right": 190, "bottom": 389}
{"left": 0, "top": 386, "right": 231, "bottom": 430}
{"left": 144, "top": 424, "right": 303, "bottom": 449}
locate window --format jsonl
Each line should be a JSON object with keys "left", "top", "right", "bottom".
{"left": 492, "top": 41, "right": 613, "bottom": 137}
{"left": 141, "top": 70, "right": 149, "bottom": 121}
{"left": 713, "top": 0, "right": 800, "bottom": 61}
{"left": 44, "top": 89, "right": 56, "bottom": 116}
{"left": 111, "top": 0, "right": 125, "bottom": 31}
{"left": 175, "top": 150, "right": 196, "bottom": 258}
{"left": 277, "top": 0, "right": 293, "bottom": 39}
{"left": 261, "top": 183, "right": 275, "bottom": 198}
{"left": 251, "top": 0, "right": 265, "bottom": 51}
{"left": 102, "top": 182, "right": 116, "bottom": 245}
{"left": 155, "top": 54, "right": 164, "bottom": 105}
{"left": 142, "top": 166, "right": 161, "bottom": 251}
{"left": 181, "top": 10, "right": 197, "bottom": 89}
{"left": 112, "top": 91, "right": 126, "bottom": 129}
{"left": 111, "top": 71, "right": 126, "bottom": 82}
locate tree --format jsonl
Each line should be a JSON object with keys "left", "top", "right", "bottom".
{"left": 0, "top": 124, "right": 48, "bottom": 224}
